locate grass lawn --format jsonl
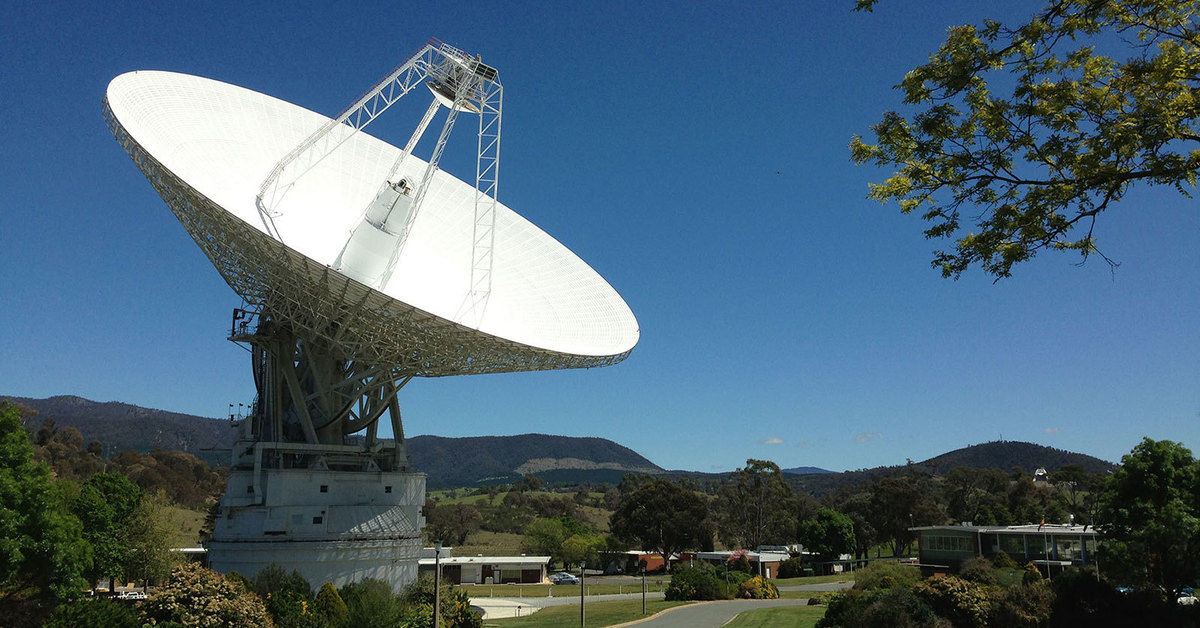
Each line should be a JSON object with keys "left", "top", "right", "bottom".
{"left": 463, "top": 579, "right": 668, "bottom": 599}
{"left": 455, "top": 530, "right": 527, "bottom": 556}
{"left": 160, "top": 502, "right": 208, "bottom": 546}
{"left": 770, "top": 573, "right": 855, "bottom": 586}
{"left": 488, "top": 599, "right": 689, "bottom": 627}
{"left": 723, "top": 605, "right": 826, "bottom": 628}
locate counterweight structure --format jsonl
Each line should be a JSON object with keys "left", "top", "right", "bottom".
{"left": 104, "top": 40, "right": 639, "bottom": 590}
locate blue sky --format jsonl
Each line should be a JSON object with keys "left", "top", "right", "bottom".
{"left": 3, "top": 1, "right": 1197, "bottom": 473}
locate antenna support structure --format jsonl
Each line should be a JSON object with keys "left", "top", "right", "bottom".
{"left": 206, "top": 41, "right": 501, "bottom": 590}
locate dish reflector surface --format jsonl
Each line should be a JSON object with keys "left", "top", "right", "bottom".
{"left": 105, "top": 71, "right": 638, "bottom": 371}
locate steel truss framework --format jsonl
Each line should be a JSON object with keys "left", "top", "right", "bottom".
{"left": 258, "top": 39, "right": 503, "bottom": 323}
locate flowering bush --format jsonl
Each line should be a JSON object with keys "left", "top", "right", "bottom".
{"left": 140, "top": 562, "right": 273, "bottom": 627}
{"left": 739, "top": 575, "right": 779, "bottom": 599}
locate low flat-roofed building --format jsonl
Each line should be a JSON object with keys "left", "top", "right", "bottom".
{"left": 912, "top": 524, "right": 1100, "bottom": 577}
{"left": 417, "top": 551, "right": 551, "bottom": 585}
{"left": 693, "top": 550, "right": 791, "bottom": 579}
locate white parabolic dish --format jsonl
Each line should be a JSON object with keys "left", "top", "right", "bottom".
{"left": 105, "top": 70, "right": 639, "bottom": 374}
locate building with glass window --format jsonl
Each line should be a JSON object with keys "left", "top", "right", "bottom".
{"left": 911, "top": 524, "right": 1100, "bottom": 578}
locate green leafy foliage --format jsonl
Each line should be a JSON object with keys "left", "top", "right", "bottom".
{"left": 73, "top": 472, "right": 142, "bottom": 586}
{"left": 913, "top": 575, "right": 991, "bottom": 628}
{"left": 609, "top": 478, "right": 711, "bottom": 571}
{"left": 777, "top": 556, "right": 805, "bottom": 578}
{"left": 314, "top": 582, "right": 348, "bottom": 628}
{"left": 0, "top": 402, "right": 90, "bottom": 625}
{"left": 522, "top": 518, "right": 568, "bottom": 565}
{"left": 396, "top": 576, "right": 481, "bottom": 628}
{"left": 664, "top": 564, "right": 734, "bottom": 601}
{"left": 799, "top": 508, "right": 856, "bottom": 559}
{"left": 422, "top": 501, "right": 483, "bottom": 546}
{"left": 851, "top": 561, "right": 921, "bottom": 592}
{"left": 1098, "top": 437, "right": 1200, "bottom": 596}
{"left": 45, "top": 597, "right": 141, "bottom": 628}
{"left": 852, "top": 1, "right": 1200, "bottom": 278}
{"left": 817, "top": 586, "right": 939, "bottom": 628}
{"left": 715, "top": 460, "right": 812, "bottom": 550}
{"left": 255, "top": 565, "right": 319, "bottom": 628}
{"left": 340, "top": 579, "right": 402, "bottom": 628}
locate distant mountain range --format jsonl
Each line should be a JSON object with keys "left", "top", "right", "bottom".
{"left": 4, "top": 395, "right": 1115, "bottom": 490}
{"left": 3, "top": 395, "right": 660, "bottom": 486}
{"left": 4, "top": 395, "right": 234, "bottom": 465}
{"left": 781, "top": 465, "right": 833, "bottom": 475}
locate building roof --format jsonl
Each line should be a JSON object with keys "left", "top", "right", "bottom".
{"left": 911, "top": 524, "right": 1099, "bottom": 536}
{"left": 417, "top": 555, "right": 551, "bottom": 566}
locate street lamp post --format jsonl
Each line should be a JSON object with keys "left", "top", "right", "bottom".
{"left": 434, "top": 541, "right": 442, "bottom": 628}
{"left": 641, "top": 563, "right": 647, "bottom": 615}
{"left": 579, "top": 560, "right": 585, "bottom": 627}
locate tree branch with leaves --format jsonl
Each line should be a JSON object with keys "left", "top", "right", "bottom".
{"left": 853, "top": 0, "right": 1200, "bottom": 278}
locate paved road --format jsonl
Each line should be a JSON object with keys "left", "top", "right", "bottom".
{"left": 778, "top": 580, "right": 854, "bottom": 592}
{"left": 472, "top": 580, "right": 852, "bottom": 621}
{"left": 616, "top": 599, "right": 810, "bottom": 628}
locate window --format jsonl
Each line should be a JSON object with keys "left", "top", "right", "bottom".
{"left": 313, "top": 516, "right": 323, "bottom": 525}
{"left": 385, "top": 486, "right": 392, "bottom": 493}
{"left": 246, "top": 485, "right": 254, "bottom": 493}
{"left": 320, "top": 485, "right": 328, "bottom": 493}
{"left": 922, "top": 534, "right": 972, "bottom": 552}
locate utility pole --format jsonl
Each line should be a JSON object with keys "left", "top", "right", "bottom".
{"left": 434, "top": 541, "right": 442, "bottom": 628}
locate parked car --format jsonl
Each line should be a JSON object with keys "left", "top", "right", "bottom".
{"left": 550, "top": 572, "right": 580, "bottom": 585}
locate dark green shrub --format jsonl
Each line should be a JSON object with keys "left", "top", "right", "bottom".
{"left": 913, "top": 575, "right": 991, "bottom": 628}
{"left": 340, "top": 579, "right": 403, "bottom": 628}
{"left": 396, "top": 576, "right": 481, "bottom": 628}
{"left": 991, "top": 550, "right": 1017, "bottom": 569}
{"left": 807, "top": 591, "right": 836, "bottom": 605}
{"left": 45, "top": 597, "right": 140, "bottom": 628}
{"left": 777, "top": 556, "right": 805, "bottom": 579}
{"left": 226, "top": 571, "right": 256, "bottom": 594}
{"left": 958, "top": 557, "right": 999, "bottom": 585}
{"left": 817, "top": 587, "right": 939, "bottom": 628}
{"left": 255, "top": 565, "right": 318, "bottom": 628}
{"left": 664, "top": 565, "right": 733, "bottom": 601}
{"left": 315, "top": 582, "right": 348, "bottom": 628}
{"left": 852, "top": 561, "right": 921, "bottom": 591}
{"left": 990, "top": 580, "right": 1053, "bottom": 628}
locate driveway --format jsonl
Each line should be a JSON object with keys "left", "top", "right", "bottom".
{"left": 614, "top": 599, "right": 810, "bottom": 628}
{"left": 777, "top": 580, "right": 854, "bottom": 592}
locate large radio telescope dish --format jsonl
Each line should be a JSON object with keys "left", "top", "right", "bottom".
{"left": 104, "top": 63, "right": 638, "bottom": 377}
{"left": 103, "top": 41, "right": 639, "bottom": 590}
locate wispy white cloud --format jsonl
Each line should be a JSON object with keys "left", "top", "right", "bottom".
{"left": 854, "top": 432, "right": 883, "bottom": 444}
{"left": 794, "top": 441, "right": 809, "bottom": 448}
{"left": 760, "top": 437, "right": 784, "bottom": 445}
{"left": 1044, "top": 427, "right": 1060, "bottom": 435}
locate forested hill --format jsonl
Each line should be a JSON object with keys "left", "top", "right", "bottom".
{"left": 6, "top": 395, "right": 233, "bottom": 465}
{"left": 920, "top": 440, "right": 1115, "bottom": 475}
{"left": 408, "top": 434, "right": 662, "bottom": 489}
{"left": 791, "top": 440, "right": 1116, "bottom": 496}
